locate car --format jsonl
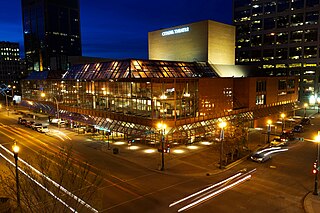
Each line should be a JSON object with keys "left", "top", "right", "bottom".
{"left": 280, "top": 130, "right": 295, "bottom": 141}
{"left": 31, "top": 123, "right": 43, "bottom": 130}
{"left": 25, "top": 120, "right": 35, "bottom": 128}
{"left": 270, "top": 137, "right": 286, "bottom": 147}
{"left": 292, "top": 124, "right": 303, "bottom": 133}
{"left": 250, "top": 148, "right": 273, "bottom": 163}
{"left": 37, "top": 126, "right": 49, "bottom": 133}
{"left": 20, "top": 119, "right": 27, "bottom": 125}
{"left": 300, "top": 118, "right": 311, "bottom": 125}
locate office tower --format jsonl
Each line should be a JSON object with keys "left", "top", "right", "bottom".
{"left": 233, "top": 0, "right": 320, "bottom": 102}
{"left": 21, "top": 0, "right": 82, "bottom": 72}
{"left": 0, "top": 41, "right": 21, "bottom": 85}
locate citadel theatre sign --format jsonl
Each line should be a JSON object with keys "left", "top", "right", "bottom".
{"left": 161, "top": 26, "right": 190, "bottom": 36}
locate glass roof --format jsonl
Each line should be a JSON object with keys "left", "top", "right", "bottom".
{"left": 62, "top": 59, "right": 218, "bottom": 80}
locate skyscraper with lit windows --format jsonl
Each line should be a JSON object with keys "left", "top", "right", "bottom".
{"left": 0, "top": 41, "right": 21, "bottom": 86}
{"left": 21, "top": 0, "right": 82, "bottom": 72}
{"left": 233, "top": 0, "right": 320, "bottom": 102}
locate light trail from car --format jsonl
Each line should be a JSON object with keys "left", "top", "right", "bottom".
{"left": 170, "top": 169, "right": 256, "bottom": 212}
{"left": 177, "top": 174, "right": 252, "bottom": 212}
{"left": 0, "top": 144, "right": 99, "bottom": 213}
{"left": 169, "top": 172, "right": 243, "bottom": 207}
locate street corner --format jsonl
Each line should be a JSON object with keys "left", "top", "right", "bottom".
{"left": 304, "top": 192, "right": 320, "bottom": 213}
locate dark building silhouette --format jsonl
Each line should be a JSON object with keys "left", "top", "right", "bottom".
{"left": 233, "top": 0, "right": 320, "bottom": 102}
{"left": 0, "top": 41, "right": 21, "bottom": 86}
{"left": 21, "top": 0, "right": 82, "bottom": 72}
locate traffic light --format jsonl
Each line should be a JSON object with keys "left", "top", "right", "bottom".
{"left": 313, "top": 162, "right": 318, "bottom": 174}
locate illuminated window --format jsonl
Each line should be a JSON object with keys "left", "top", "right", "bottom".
{"left": 256, "top": 95, "right": 265, "bottom": 105}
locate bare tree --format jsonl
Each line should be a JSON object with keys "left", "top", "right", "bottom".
{"left": 0, "top": 145, "right": 102, "bottom": 212}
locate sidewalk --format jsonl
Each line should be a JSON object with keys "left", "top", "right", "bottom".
{"left": 304, "top": 192, "right": 320, "bottom": 213}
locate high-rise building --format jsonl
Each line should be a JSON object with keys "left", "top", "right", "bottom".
{"left": 0, "top": 41, "right": 21, "bottom": 85}
{"left": 21, "top": 0, "right": 82, "bottom": 72}
{"left": 233, "top": 0, "right": 320, "bottom": 102}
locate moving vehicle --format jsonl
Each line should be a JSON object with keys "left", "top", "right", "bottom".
{"left": 250, "top": 148, "right": 273, "bottom": 163}
{"left": 250, "top": 147, "right": 288, "bottom": 163}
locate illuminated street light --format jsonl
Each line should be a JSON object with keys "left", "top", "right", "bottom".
{"left": 267, "top": 120, "right": 272, "bottom": 145}
{"left": 41, "top": 92, "right": 59, "bottom": 120}
{"left": 281, "top": 113, "right": 286, "bottom": 132}
{"left": 313, "top": 134, "right": 320, "bottom": 195}
{"left": 218, "top": 121, "right": 227, "bottom": 169}
{"left": 12, "top": 141, "right": 20, "bottom": 207}
{"left": 304, "top": 103, "right": 308, "bottom": 118}
{"left": 157, "top": 122, "right": 167, "bottom": 171}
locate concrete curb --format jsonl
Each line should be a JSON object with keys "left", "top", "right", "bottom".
{"left": 303, "top": 192, "right": 314, "bottom": 213}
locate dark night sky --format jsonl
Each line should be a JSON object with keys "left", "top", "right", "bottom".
{"left": 0, "top": 0, "right": 233, "bottom": 59}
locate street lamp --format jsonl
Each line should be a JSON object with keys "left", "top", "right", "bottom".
{"left": 281, "top": 113, "right": 286, "bottom": 132}
{"left": 313, "top": 134, "right": 320, "bottom": 195}
{"left": 267, "top": 120, "right": 272, "bottom": 145}
{"left": 12, "top": 141, "right": 20, "bottom": 207}
{"left": 304, "top": 103, "right": 308, "bottom": 118}
{"left": 41, "top": 93, "right": 59, "bottom": 120}
{"left": 8, "top": 85, "right": 15, "bottom": 106}
{"left": 157, "top": 122, "right": 167, "bottom": 171}
{"left": 5, "top": 93, "right": 9, "bottom": 116}
{"left": 219, "top": 121, "right": 227, "bottom": 169}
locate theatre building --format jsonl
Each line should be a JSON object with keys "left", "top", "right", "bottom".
{"left": 21, "top": 59, "right": 298, "bottom": 144}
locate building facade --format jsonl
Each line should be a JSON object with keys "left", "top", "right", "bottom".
{"left": 21, "top": 0, "right": 82, "bottom": 72}
{"left": 0, "top": 41, "right": 21, "bottom": 86}
{"left": 149, "top": 20, "right": 235, "bottom": 65}
{"left": 21, "top": 59, "right": 298, "bottom": 144}
{"left": 233, "top": 0, "right": 320, "bottom": 102}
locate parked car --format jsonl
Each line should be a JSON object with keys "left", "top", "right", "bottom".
{"left": 292, "top": 124, "right": 303, "bottom": 133}
{"left": 280, "top": 130, "right": 295, "bottom": 141}
{"left": 25, "top": 120, "right": 35, "bottom": 128}
{"left": 20, "top": 119, "right": 27, "bottom": 125}
{"left": 300, "top": 118, "right": 311, "bottom": 126}
{"left": 31, "top": 123, "right": 43, "bottom": 130}
{"left": 37, "top": 126, "right": 49, "bottom": 133}
{"left": 270, "top": 137, "right": 286, "bottom": 147}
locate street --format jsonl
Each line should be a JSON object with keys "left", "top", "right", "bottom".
{"left": 0, "top": 108, "right": 319, "bottom": 212}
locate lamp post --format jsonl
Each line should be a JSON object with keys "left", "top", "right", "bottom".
{"left": 5, "top": 93, "right": 9, "bottom": 116}
{"left": 8, "top": 85, "right": 15, "bottom": 105}
{"left": 219, "top": 121, "right": 227, "bottom": 169}
{"left": 281, "top": 113, "right": 286, "bottom": 132}
{"left": 157, "top": 122, "right": 167, "bottom": 171}
{"left": 41, "top": 93, "right": 59, "bottom": 120}
{"left": 304, "top": 103, "right": 308, "bottom": 118}
{"left": 267, "top": 120, "right": 272, "bottom": 145}
{"left": 12, "top": 141, "right": 20, "bottom": 207}
{"left": 314, "top": 134, "right": 320, "bottom": 195}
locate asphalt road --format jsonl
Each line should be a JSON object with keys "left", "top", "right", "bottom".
{"left": 0, "top": 109, "right": 319, "bottom": 213}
